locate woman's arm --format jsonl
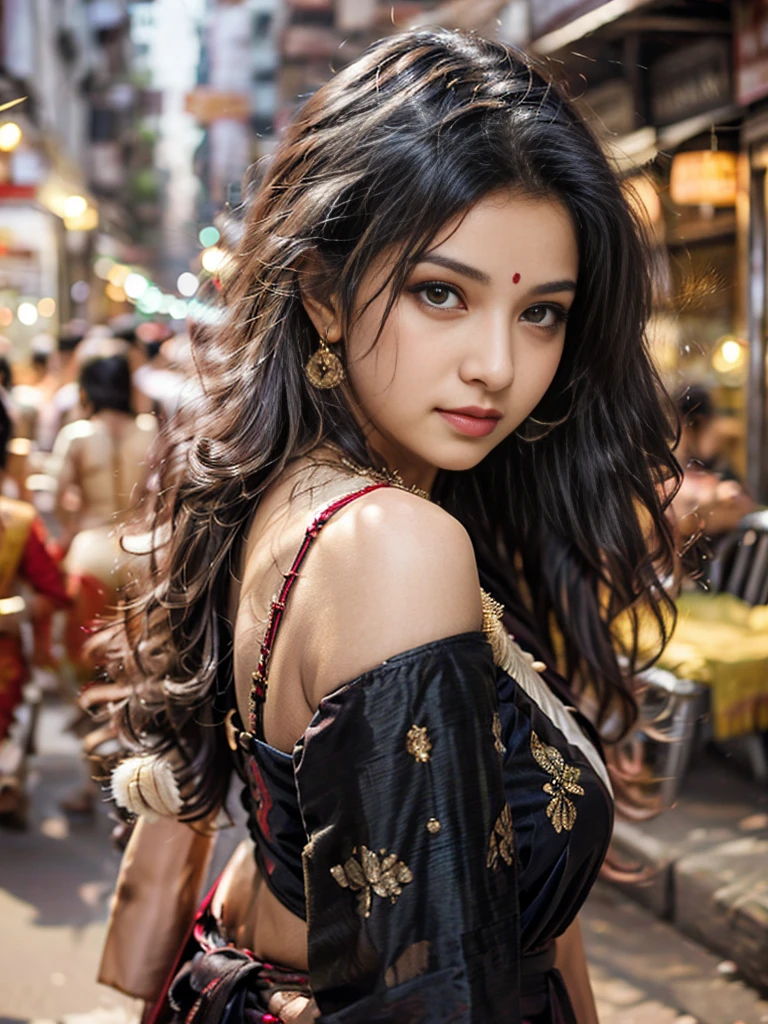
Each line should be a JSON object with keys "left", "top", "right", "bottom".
{"left": 554, "top": 916, "right": 599, "bottom": 1024}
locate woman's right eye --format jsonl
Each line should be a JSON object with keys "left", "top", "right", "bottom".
{"left": 413, "top": 282, "right": 464, "bottom": 309}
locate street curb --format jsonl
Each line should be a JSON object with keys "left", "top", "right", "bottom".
{"left": 610, "top": 819, "right": 768, "bottom": 995}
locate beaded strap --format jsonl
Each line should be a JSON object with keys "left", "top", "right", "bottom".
{"left": 248, "top": 483, "right": 390, "bottom": 735}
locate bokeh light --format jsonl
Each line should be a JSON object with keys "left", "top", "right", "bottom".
{"left": 107, "top": 264, "right": 130, "bottom": 288}
{"left": 198, "top": 225, "right": 220, "bottom": 248}
{"left": 17, "top": 302, "right": 38, "bottom": 326}
{"left": 201, "top": 246, "right": 227, "bottom": 274}
{"left": 37, "top": 297, "right": 56, "bottom": 318}
{"left": 124, "top": 273, "right": 149, "bottom": 301}
{"left": 169, "top": 299, "right": 188, "bottom": 321}
{"left": 0, "top": 122, "right": 22, "bottom": 151}
{"left": 138, "top": 287, "right": 163, "bottom": 315}
{"left": 177, "top": 272, "right": 199, "bottom": 297}
{"left": 63, "top": 195, "right": 88, "bottom": 219}
{"left": 94, "top": 257, "right": 114, "bottom": 280}
{"left": 71, "top": 280, "right": 90, "bottom": 303}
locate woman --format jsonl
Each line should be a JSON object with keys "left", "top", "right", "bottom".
{"left": 103, "top": 30, "right": 678, "bottom": 1024}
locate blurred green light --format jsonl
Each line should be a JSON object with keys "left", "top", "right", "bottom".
{"left": 198, "top": 225, "right": 220, "bottom": 248}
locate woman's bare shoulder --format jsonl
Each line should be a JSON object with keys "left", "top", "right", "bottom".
{"left": 298, "top": 487, "right": 483, "bottom": 703}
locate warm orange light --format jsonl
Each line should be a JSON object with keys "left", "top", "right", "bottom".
{"left": 107, "top": 264, "right": 130, "bottom": 287}
{"left": 106, "top": 282, "right": 127, "bottom": 303}
{"left": 37, "top": 297, "right": 56, "bottom": 318}
{"left": 670, "top": 151, "right": 738, "bottom": 207}
{"left": 623, "top": 175, "right": 662, "bottom": 226}
{"left": 0, "top": 307, "right": 12, "bottom": 327}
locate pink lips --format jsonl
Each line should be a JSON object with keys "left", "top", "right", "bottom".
{"left": 437, "top": 406, "right": 502, "bottom": 438}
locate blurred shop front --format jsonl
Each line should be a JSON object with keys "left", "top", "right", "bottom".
{"left": 527, "top": 1, "right": 751, "bottom": 487}
{"left": 736, "top": 0, "right": 768, "bottom": 501}
{"left": 0, "top": 98, "right": 98, "bottom": 357}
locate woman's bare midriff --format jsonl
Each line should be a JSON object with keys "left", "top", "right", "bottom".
{"left": 211, "top": 838, "right": 309, "bottom": 970}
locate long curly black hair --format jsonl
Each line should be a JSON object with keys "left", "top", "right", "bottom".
{"left": 102, "top": 29, "right": 680, "bottom": 821}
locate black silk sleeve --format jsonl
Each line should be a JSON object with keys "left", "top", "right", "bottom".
{"left": 292, "top": 632, "right": 521, "bottom": 1024}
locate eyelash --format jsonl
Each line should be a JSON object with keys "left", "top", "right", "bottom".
{"left": 521, "top": 304, "right": 570, "bottom": 333}
{"left": 409, "top": 281, "right": 466, "bottom": 310}
{"left": 409, "top": 281, "right": 570, "bottom": 333}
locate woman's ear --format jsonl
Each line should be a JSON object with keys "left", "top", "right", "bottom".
{"left": 299, "top": 254, "right": 343, "bottom": 344}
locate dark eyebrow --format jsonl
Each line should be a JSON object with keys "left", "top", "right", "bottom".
{"left": 417, "top": 253, "right": 491, "bottom": 285}
{"left": 417, "top": 256, "right": 577, "bottom": 297}
{"left": 528, "top": 279, "right": 577, "bottom": 296}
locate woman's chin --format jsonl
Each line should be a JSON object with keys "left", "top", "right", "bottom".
{"left": 428, "top": 444, "right": 498, "bottom": 475}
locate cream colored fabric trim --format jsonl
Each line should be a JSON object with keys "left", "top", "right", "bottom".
{"left": 495, "top": 630, "right": 614, "bottom": 798}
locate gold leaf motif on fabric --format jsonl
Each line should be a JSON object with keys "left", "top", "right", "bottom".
{"left": 330, "top": 846, "right": 414, "bottom": 918}
{"left": 530, "top": 731, "right": 585, "bottom": 834}
{"left": 487, "top": 803, "right": 515, "bottom": 870}
{"left": 492, "top": 712, "right": 505, "bottom": 756}
{"left": 405, "top": 724, "right": 432, "bottom": 763}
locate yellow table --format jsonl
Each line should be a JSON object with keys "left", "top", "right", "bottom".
{"left": 655, "top": 592, "right": 768, "bottom": 740}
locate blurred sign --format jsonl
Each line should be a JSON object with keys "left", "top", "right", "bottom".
{"left": 735, "top": 0, "right": 768, "bottom": 105}
{"left": 649, "top": 38, "right": 731, "bottom": 126}
{"left": 669, "top": 151, "right": 738, "bottom": 207}
{"left": 184, "top": 88, "right": 251, "bottom": 124}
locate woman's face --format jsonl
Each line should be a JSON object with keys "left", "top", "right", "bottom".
{"left": 318, "top": 189, "right": 579, "bottom": 487}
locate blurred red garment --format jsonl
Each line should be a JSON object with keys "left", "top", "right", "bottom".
{"left": 0, "top": 498, "right": 68, "bottom": 742}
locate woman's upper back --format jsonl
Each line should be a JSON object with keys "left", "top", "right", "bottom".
{"left": 232, "top": 462, "right": 483, "bottom": 754}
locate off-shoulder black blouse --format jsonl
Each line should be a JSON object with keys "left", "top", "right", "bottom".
{"left": 233, "top": 627, "right": 613, "bottom": 1024}
{"left": 226, "top": 484, "right": 614, "bottom": 1023}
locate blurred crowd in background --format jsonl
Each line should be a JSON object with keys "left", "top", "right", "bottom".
{"left": 0, "top": 315, "right": 199, "bottom": 829}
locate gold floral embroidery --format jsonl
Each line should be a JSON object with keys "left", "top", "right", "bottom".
{"left": 530, "top": 731, "right": 585, "bottom": 834}
{"left": 405, "top": 724, "right": 432, "bottom": 763}
{"left": 330, "top": 846, "right": 413, "bottom": 918}
{"left": 480, "top": 588, "right": 508, "bottom": 664}
{"left": 492, "top": 712, "right": 505, "bottom": 756}
{"left": 487, "top": 803, "right": 515, "bottom": 870}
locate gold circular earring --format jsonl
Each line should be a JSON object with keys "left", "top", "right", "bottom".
{"left": 305, "top": 330, "right": 345, "bottom": 389}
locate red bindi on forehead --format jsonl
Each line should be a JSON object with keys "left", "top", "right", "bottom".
{"left": 512, "top": 272, "right": 521, "bottom": 284}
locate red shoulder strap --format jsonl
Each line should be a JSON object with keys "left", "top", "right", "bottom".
{"left": 248, "top": 482, "right": 389, "bottom": 734}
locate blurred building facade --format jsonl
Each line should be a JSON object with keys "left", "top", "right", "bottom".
{"left": 0, "top": 0, "right": 152, "bottom": 350}
{"left": 514, "top": 1, "right": 768, "bottom": 500}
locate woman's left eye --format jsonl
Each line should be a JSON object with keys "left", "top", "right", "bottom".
{"left": 521, "top": 304, "right": 568, "bottom": 329}
{"left": 414, "top": 283, "right": 464, "bottom": 309}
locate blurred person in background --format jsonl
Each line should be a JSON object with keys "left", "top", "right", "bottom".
{"left": 49, "top": 351, "right": 157, "bottom": 815}
{"left": 133, "top": 322, "right": 189, "bottom": 422}
{"left": 0, "top": 400, "right": 68, "bottom": 829}
{"left": 49, "top": 320, "right": 89, "bottom": 437}
{"left": 672, "top": 384, "right": 755, "bottom": 547}
{"left": 11, "top": 334, "right": 58, "bottom": 446}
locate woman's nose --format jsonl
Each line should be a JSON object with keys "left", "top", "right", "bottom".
{"left": 459, "top": 317, "right": 515, "bottom": 392}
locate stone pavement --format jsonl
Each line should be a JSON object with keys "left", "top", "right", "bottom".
{"left": 610, "top": 746, "right": 768, "bottom": 996}
{"left": 584, "top": 884, "right": 768, "bottom": 1024}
